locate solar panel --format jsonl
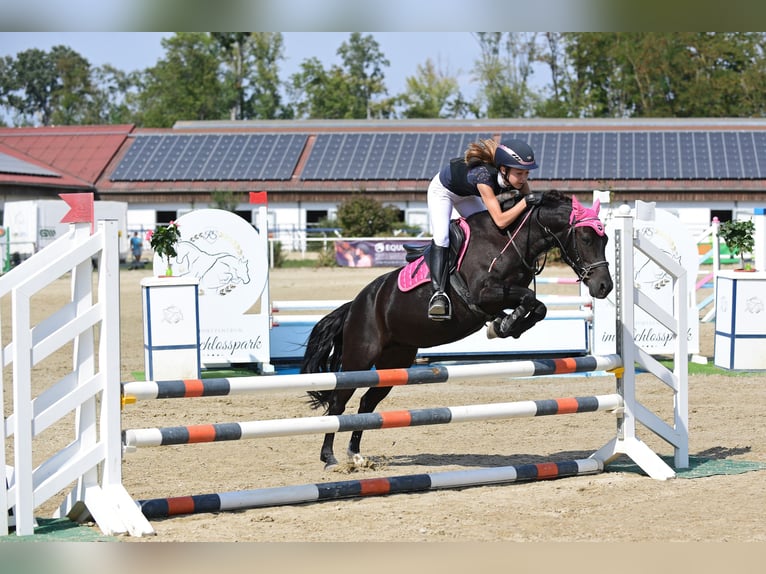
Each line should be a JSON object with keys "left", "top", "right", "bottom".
{"left": 708, "top": 132, "right": 729, "bottom": 179}
{"left": 678, "top": 132, "right": 696, "bottom": 179}
{"left": 554, "top": 133, "right": 573, "bottom": 180}
{"left": 407, "top": 134, "right": 434, "bottom": 180}
{"left": 587, "top": 133, "right": 604, "bottom": 179}
{"left": 723, "top": 132, "right": 743, "bottom": 179}
{"left": 111, "top": 129, "right": 766, "bottom": 184}
{"left": 112, "top": 136, "right": 162, "bottom": 181}
{"left": 571, "top": 133, "right": 589, "bottom": 179}
{"left": 301, "top": 133, "right": 333, "bottom": 180}
{"left": 633, "top": 132, "right": 648, "bottom": 179}
{"left": 377, "top": 133, "right": 403, "bottom": 179}
{"left": 600, "top": 133, "right": 617, "bottom": 179}
{"left": 692, "top": 132, "right": 711, "bottom": 179}
{"left": 110, "top": 134, "right": 306, "bottom": 181}
{"left": 648, "top": 132, "right": 664, "bottom": 180}
{"left": 0, "top": 152, "right": 60, "bottom": 177}
{"left": 393, "top": 133, "right": 419, "bottom": 179}
{"left": 751, "top": 132, "right": 766, "bottom": 178}
{"left": 618, "top": 133, "right": 633, "bottom": 179}
{"left": 207, "top": 134, "right": 240, "bottom": 180}
{"left": 663, "top": 132, "right": 680, "bottom": 178}
{"left": 344, "top": 133, "right": 372, "bottom": 179}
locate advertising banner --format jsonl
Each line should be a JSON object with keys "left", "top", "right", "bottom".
{"left": 335, "top": 239, "right": 429, "bottom": 268}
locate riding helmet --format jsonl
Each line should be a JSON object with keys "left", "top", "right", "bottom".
{"left": 495, "top": 139, "right": 539, "bottom": 171}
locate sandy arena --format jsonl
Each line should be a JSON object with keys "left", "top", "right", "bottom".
{"left": 13, "top": 262, "right": 766, "bottom": 543}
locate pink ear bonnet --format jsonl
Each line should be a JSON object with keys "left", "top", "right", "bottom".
{"left": 570, "top": 196, "right": 605, "bottom": 236}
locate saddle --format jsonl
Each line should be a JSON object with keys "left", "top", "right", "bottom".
{"left": 398, "top": 219, "right": 469, "bottom": 292}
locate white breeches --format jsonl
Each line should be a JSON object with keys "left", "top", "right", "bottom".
{"left": 427, "top": 174, "right": 486, "bottom": 247}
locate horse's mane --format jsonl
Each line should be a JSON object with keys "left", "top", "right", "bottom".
{"left": 496, "top": 189, "right": 567, "bottom": 210}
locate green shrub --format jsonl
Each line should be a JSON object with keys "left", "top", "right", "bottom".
{"left": 315, "top": 246, "right": 338, "bottom": 268}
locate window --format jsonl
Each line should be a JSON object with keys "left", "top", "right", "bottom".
{"left": 156, "top": 210, "right": 177, "bottom": 226}
{"left": 306, "top": 210, "right": 328, "bottom": 229}
{"left": 711, "top": 209, "right": 732, "bottom": 224}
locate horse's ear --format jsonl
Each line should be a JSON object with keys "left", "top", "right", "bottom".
{"left": 593, "top": 199, "right": 600, "bottom": 214}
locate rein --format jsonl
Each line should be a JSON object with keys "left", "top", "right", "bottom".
{"left": 488, "top": 208, "right": 534, "bottom": 273}
{"left": 487, "top": 199, "right": 608, "bottom": 283}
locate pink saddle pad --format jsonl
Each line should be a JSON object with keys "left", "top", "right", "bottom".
{"left": 397, "top": 219, "right": 470, "bottom": 292}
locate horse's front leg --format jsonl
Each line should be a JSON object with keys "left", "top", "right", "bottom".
{"left": 320, "top": 389, "right": 356, "bottom": 470}
{"left": 479, "top": 286, "right": 547, "bottom": 339}
{"left": 347, "top": 387, "right": 393, "bottom": 467}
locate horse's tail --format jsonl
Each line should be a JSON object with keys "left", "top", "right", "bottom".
{"left": 301, "top": 301, "right": 351, "bottom": 412}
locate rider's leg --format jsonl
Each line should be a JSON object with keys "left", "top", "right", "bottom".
{"left": 426, "top": 175, "right": 456, "bottom": 321}
{"left": 428, "top": 241, "right": 451, "bottom": 320}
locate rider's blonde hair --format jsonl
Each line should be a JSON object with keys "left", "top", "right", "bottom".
{"left": 464, "top": 138, "right": 498, "bottom": 168}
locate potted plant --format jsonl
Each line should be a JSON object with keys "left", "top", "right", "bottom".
{"left": 718, "top": 218, "right": 755, "bottom": 271}
{"left": 147, "top": 221, "right": 181, "bottom": 276}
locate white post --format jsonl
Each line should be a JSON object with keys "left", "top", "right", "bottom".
{"left": 590, "top": 206, "right": 679, "bottom": 480}
{"left": 754, "top": 208, "right": 766, "bottom": 271}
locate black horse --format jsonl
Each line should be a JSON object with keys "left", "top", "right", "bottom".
{"left": 301, "top": 190, "right": 614, "bottom": 468}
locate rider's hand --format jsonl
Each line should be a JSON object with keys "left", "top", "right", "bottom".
{"left": 524, "top": 192, "right": 544, "bottom": 207}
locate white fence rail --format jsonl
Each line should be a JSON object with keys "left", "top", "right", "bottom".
{"left": 0, "top": 220, "right": 153, "bottom": 537}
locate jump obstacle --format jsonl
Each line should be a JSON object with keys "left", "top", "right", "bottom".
{"left": 138, "top": 459, "right": 603, "bottom": 519}
{"left": 271, "top": 294, "right": 595, "bottom": 364}
{"left": 2, "top": 201, "right": 689, "bottom": 538}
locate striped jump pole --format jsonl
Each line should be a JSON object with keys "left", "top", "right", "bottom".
{"left": 122, "top": 354, "right": 622, "bottom": 402}
{"left": 138, "top": 458, "right": 603, "bottom": 519}
{"left": 271, "top": 294, "right": 591, "bottom": 313}
{"left": 123, "top": 393, "right": 622, "bottom": 450}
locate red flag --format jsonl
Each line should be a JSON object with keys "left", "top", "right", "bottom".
{"left": 59, "top": 193, "right": 95, "bottom": 232}
{"left": 249, "top": 191, "right": 268, "bottom": 204}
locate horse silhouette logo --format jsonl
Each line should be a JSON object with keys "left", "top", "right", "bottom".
{"left": 174, "top": 240, "right": 251, "bottom": 296}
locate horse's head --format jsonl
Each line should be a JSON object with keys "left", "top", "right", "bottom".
{"left": 536, "top": 193, "right": 613, "bottom": 299}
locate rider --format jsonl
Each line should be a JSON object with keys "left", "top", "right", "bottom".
{"left": 426, "top": 138, "right": 542, "bottom": 320}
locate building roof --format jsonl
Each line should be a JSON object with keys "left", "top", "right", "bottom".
{"left": 3, "top": 119, "right": 766, "bottom": 204}
{"left": 0, "top": 124, "right": 135, "bottom": 191}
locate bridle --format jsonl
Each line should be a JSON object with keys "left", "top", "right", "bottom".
{"left": 541, "top": 210, "right": 610, "bottom": 282}
{"left": 489, "top": 197, "right": 609, "bottom": 283}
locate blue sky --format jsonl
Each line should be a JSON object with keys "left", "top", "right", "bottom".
{"left": 0, "top": 32, "right": 495, "bottom": 101}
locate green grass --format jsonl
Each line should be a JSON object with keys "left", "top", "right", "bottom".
{"left": 656, "top": 358, "right": 760, "bottom": 377}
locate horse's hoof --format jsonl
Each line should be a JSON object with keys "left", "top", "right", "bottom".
{"left": 486, "top": 323, "right": 498, "bottom": 339}
{"left": 323, "top": 461, "right": 339, "bottom": 471}
{"left": 351, "top": 453, "right": 366, "bottom": 467}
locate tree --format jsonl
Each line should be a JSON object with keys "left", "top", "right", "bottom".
{"left": 473, "top": 32, "right": 539, "bottom": 118}
{"left": 137, "top": 33, "right": 230, "bottom": 127}
{"left": 396, "top": 58, "right": 460, "bottom": 118}
{"left": 212, "top": 32, "right": 291, "bottom": 120}
{"left": 48, "top": 45, "right": 96, "bottom": 125}
{"left": 534, "top": 32, "right": 573, "bottom": 118}
{"left": 337, "top": 33, "right": 391, "bottom": 119}
{"left": 2, "top": 48, "right": 62, "bottom": 125}
{"left": 287, "top": 33, "right": 392, "bottom": 120}
{"left": 88, "top": 65, "right": 142, "bottom": 125}
{"left": 559, "top": 32, "right": 766, "bottom": 118}
{"left": 288, "top": 57, "right": 357, "bottom": 119}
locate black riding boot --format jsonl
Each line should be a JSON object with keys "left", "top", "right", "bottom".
{"left": 428, "top": 243, "right": 452, "bottom": 320}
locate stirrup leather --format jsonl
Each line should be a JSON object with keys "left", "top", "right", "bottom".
{"left": 428, "top": 291, "right": 452, "bottom": 320}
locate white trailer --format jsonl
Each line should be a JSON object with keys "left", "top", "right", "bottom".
{"left": 2, "top": 199, "right": 130, "bottom": 264}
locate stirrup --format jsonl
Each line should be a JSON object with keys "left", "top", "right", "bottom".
{"left": 428, "top": 292, "right": 451, "bottom": 321}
